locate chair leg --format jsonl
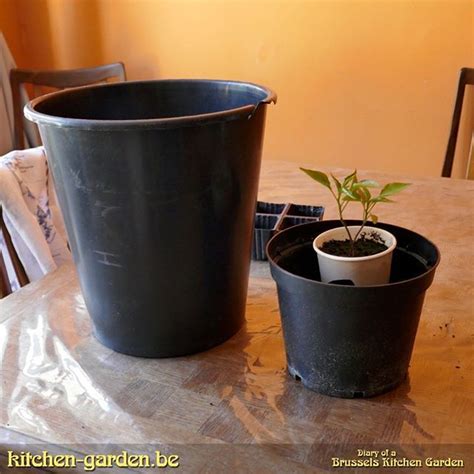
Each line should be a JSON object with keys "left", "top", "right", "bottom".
{"left": 0, "top": 211, "right": 29, "bottom": 288}
{"left": 0, "top": 250, "right": 12, "bottom": 297}
{"left": 467, "top": 133, "right": 474, "bottom": 180}
{"left": 442, "top": 70, "right": 467, "bottom": 177}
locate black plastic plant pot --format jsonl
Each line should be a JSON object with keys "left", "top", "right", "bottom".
{"left": 25, "top": 79, "right": 276, "bottom": 358}
{"left": 267, "top": 220, "right": 440, "bottom": 398}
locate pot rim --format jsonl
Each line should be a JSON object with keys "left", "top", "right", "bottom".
{"left": 313, "top": 225, "right": 397, "bottom": 262}
{"left": 24, "top": 79, "right": 277, "bottom": 131}
{"left": 266, "top": 220, "right": 441, "bottom": 289}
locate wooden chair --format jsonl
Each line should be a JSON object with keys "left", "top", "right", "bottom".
{"left": 10, "top": 62, "right": 126, "bottom": 150}
{"left": 442, "top": 67, "right": 474, "bottom": 178}
{"left": 1, "top": 62, "right": 126, "bottom": 296}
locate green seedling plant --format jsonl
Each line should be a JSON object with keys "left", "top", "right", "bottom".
{"left": 300, "top": 167, "right": 410, "bottom": 257}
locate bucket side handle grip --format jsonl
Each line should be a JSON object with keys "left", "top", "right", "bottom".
{"left": 247, "top": 88, "right": 277, "bottom": 119}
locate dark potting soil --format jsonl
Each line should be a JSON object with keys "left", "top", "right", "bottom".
{"left": 320, "top": 232, "right": 388, "bottom": 257}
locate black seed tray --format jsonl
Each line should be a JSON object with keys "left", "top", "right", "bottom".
{"left": 252, "top": 201, "right": 325, "bottom": 261}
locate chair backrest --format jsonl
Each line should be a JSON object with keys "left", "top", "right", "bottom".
{"left": 3, "top": 62, "right": 126, "bottom": 295}
{"left": 10, "top": 62, "right": 126, "bottom": 150}
{"left": 442, "top": 67, "right": 474, "bottom": 178}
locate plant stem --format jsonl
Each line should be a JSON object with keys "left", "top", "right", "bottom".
{"left": 353, "top": 201, "right": 376, "bottom": 243}
{"left": 330, "top": 188, "right": 354, "bottom": 255}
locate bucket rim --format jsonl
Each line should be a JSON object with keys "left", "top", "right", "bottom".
{"left": 267, "top": 219, "right": 441, "bottom": 290}
{"left": 24, "top": 79, "right": 277, "bottom": 130}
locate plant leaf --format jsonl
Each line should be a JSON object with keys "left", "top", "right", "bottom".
{"left": 300, "top": 168, "right": 331, "bottom": 189}
{"left": 361, "top": 186, "right": 372, "bottom": 201}
{"left": 353, "top": 179, "right": 380, "bottom": 188}
{"left": 330, "top": 174, "right": 342, "bottom": 194}
{"left": 343, "top": 170, "right": 357, "bottom": 187}
{"left": 371, "top": 196, "right": 395, "bottom": 203}
{"left": 370, "top": 214, "right": 378, "bottom": 224}
{"left": 379, "top": 182, "right": 411, "bottom": 197}
{"left": 341, "top": 186, "right": 359, "bottom": 201}
{"left": 342, "top": 195, "right": 358, "bottom": 202}
{"left": 354, "top": 186, "right": 371, "bottom": 202}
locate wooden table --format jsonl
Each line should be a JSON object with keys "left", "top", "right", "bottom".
{"left": 0, "top": 161, "right": 473, "bottom": 472}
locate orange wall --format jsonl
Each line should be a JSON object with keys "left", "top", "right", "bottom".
{"left": 0, "top": 0, "right": 25, "bottom": 65}
{"left": 9, "top": 0, "right": 474, "bottom": 177}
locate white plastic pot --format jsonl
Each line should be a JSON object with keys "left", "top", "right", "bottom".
{"left": 313, "top": 226, "right": 397, "bottom": 286}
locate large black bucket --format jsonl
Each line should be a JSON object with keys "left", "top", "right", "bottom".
{"left": 25, "top": 79, "right": 276, "bottom": 357}
{"left": 267, "top": 220, "right": 440, "bottom": 398}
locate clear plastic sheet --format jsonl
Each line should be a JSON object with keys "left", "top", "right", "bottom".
{"left": 0, "top": 264, "right": 297, "bottom": 446}
{"left": 0, "top": 255, "right": 472, "bottom": 450}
